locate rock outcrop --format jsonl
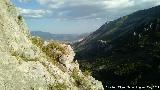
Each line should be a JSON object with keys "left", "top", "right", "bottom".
{"left": 0, "top": 0, "right": 104, "bottom": 90}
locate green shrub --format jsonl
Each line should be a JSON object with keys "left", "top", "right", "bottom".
{"left": 31, "top": 37, "right": 57, "bottom": 62}
{"left": 48, "top": 83, "right": 67, "bottom": 90}
{"left": 71, "top": 68, "right": 85, "bottom": 86}
{"left": 42, "top": 41, "right": 63, "bottom": 63}
{"left": 83, "top": 69, "right": 92, "bottom": 76}
{"left": 18, "top": 15, "right": 23, "bottom": 21}
{"left": 31, "top": 37, "right": 44, "bottom": 48}
{"left": 44, "top": 41, "right": 67, "bottom": 55}
{"left": 31, "top": 36, "right": 72, "bottom": 65}
{"left": 31, "top": 37, "right": 66, "bottom": 64}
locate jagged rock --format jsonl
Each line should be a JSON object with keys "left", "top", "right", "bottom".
{"left": 0, "top": 0, "right": 104, "bottom": 90}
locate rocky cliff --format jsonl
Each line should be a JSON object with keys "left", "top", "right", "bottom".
{"left": 0, "top": 0, "right": 104, "bottom": 90}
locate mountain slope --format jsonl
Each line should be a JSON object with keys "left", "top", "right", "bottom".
{"left": 74, "top": 5, "right": 160, "bottom": 88}
{"left": 75, "top": 5, "right": 160, "bottom": 59}
{"left": 0, "top": 0, "right": 104, "bottom": 90}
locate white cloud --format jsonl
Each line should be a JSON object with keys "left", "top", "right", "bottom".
{"left": 155, "top": 0, "right": 160, "bottom": 6}
{"left": 18, "top": 0, "right": 31, "bottom": 3}
{"left": 17, "top": 7, "right": 52, "bottom": 18}
{"left": 35, "top": 0, "right": 135, "bottom": 9}
{"left": 16, "top": 0, "right": 159, "bottom": 20}
{"left": 103, "top": 0, "right": 134, "bottom": 9}
{"left": 36, "top": 0, "right": 51, "bottom": 5}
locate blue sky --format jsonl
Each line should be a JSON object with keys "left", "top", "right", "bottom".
{"left": 12, "top": 0, "right": 159, "bottom": 34}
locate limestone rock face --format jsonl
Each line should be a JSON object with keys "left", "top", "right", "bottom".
{"left": 0, "top": 0, "right": 104, "bottom": 90}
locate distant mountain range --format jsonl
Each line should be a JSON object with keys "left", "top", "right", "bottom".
{"left": 31, "top": 31, "right": 89, "bottom": 42}
{"left": 74, "top": 5, "right": 160, "bottom": 88}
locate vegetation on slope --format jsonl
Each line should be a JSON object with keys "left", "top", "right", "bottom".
{"left": 74, "top": 5, "right": 160, "bottom": 89}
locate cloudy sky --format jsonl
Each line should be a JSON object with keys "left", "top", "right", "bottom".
{"left": 12, "top": 0, "right": 159, "bottom": 34}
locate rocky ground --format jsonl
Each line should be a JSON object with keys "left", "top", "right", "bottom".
{"left": 0, "top": 0, "right": 104, "bottom": 90}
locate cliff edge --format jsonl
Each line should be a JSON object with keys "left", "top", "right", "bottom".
{"left": 0, "top": 0, "right": 104, "bottom": 90}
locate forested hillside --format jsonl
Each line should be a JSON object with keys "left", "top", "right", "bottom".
{"left": 74, "top": 5, "right": 160, "bottom": 89}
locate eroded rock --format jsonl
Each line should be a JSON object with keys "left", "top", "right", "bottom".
{"left": 0, "top": 0, "right": 104, "bottom": 90}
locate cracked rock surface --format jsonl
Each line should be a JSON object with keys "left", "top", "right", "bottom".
{"left": 0, "top": 0, "right": 104, "bottom": 90}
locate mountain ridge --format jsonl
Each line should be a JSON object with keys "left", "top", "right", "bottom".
{"left": 74, "top": 5, "right": 160, "bottom": 88}
{"left": 75, "top": 5, "right": 160, "bottom": 59}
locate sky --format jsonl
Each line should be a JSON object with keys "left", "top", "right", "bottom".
{"left": 12, "top": 0, "right": 160, "bottom": 34}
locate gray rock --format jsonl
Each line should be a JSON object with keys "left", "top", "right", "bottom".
{"left": 0, "top": 0, "right": 104, "bottom": 90}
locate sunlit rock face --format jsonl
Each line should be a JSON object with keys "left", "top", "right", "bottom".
{"left": 0, "top": 0, "right": 104, "bottom": 90}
